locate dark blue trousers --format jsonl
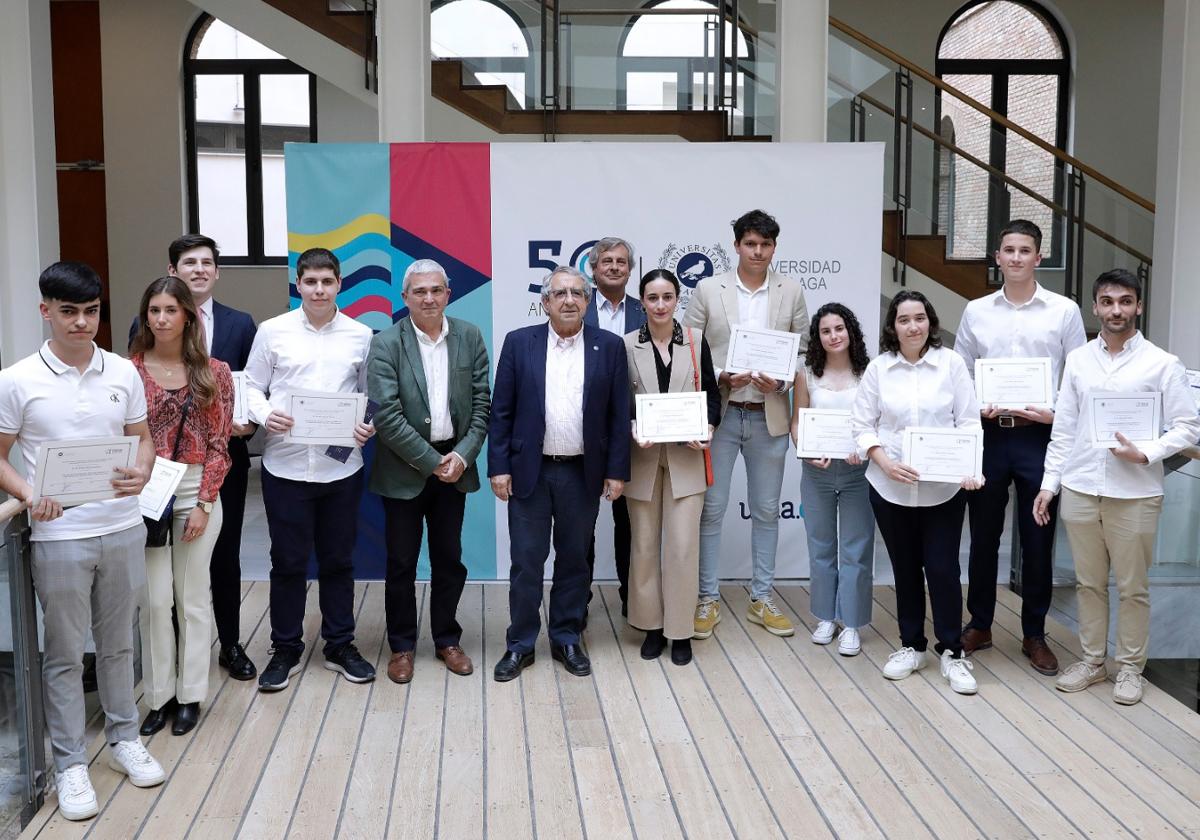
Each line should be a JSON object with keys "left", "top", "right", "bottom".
{"left": 506, "top": 459, "right": 600, "bottom": 654}
{"left": 965, "top": 422, "right": 1057, "bottom": 639}
{"left": 262, "top": 467, "right": 362, "bottom": 654}
{"left": 871, "top": 488, "right": 967, "bottom": 656}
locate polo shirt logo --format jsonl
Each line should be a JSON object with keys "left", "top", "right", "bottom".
{"left": 110, "top": 393, "right": 120, "bottom": 403}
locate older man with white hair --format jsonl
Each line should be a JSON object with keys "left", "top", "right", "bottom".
{"left": 368, "top": 259, "right": 491, "bottom": 684}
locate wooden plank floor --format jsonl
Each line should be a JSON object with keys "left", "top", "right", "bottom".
{"left": 19, "top": 581, "right": 1200, "bottom": 839}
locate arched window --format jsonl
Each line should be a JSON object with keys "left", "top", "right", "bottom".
{"left": 935, "top": 1, "right": 1069, "bottom": 262}
{"left": 619, "top": 0, "right": 753, "bottom": 132}
{"left": 431, "top": 0, "right": 533, "bottom": 108}
{"left": 184, "top": 15, "right": 316, "bottom": 265}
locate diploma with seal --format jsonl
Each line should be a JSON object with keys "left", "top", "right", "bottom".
{"left": 793, "top": 409, "right": 856, "bottom": 459}
{"left": 725, "top": 326, "right": 801, "bottom": 382}
{"left": 32, "top": 435, "right": 139, "bottom": 505}
{"left": 139, "top": 456, "right": 188, "bottom": 520}
{"left": 231, "top": 371, "right": 249, "bottom": 425}
{"left": 974, "top": 357, "right": 1053, "bottom": 409}
{"left": 284, "top": 390, "right": 367, "bottom": 447}
{"left": 901, "top": 427, "right": 983, "bottom": 484}
{"left": 1087, "top": 391, "right": 1161, "bottom": 449}
{"left": 635, "top": 392, "right": 709, "bottom": 444}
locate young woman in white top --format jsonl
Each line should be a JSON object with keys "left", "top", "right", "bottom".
{"left": 850, "top": 290, "right": 984, "bottom": 694}
{"left": 791, "top": 303, "right": 873, "bottom": 656}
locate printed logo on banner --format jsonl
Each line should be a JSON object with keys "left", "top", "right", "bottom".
{"left": 524, "top": 239, "right": 599, "bottom": 316}
{"left": 658, "top": 243, "right": 731, "bottom": 307}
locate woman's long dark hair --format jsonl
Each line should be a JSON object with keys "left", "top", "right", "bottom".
{"left": 130, "top": 276, "right": 218, "bottom": 408}
{"left": 880, "top": 289, "right": 942, "bottom": 355}
{"left": 804, "top": 302, "right": 870, "bottom": 378}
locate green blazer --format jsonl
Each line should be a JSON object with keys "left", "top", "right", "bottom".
{"left": 367, "top": 316, "right": 491, "bottom": 499}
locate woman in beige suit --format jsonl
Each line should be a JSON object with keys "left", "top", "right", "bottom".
{"left": 626, "top": 269, "right": 721, "bottom": 665}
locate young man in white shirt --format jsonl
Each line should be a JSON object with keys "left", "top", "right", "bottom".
{"left": 955, "top": 220, "right": 1087, "bottom": 675}
{"left": 244, "top": 248, "right": 377, "bottom": 692}
{"left": 0, "top": 262, "right": 164, "bottom": 820}
{"left": 1034, "top": 269, "right": 1200, "bottom": 705}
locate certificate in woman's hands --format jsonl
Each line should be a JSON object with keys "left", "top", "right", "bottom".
{"left": 635, "top": 392, "right": 709, "bottom": 444}
{"left": 794, "top": 409, "right": 856, "bottom": 459}
{"left": 1087, "top": 391, "right": 1161, "bottom": 448}
{"left": 901, "top": 427, "right": 983, "bottom": 484}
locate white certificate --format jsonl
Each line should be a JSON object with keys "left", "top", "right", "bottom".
{"left": 902, "top": 427, "right": 983, "bottom": 484}
{"left": 794, "top": 409, "right": 856, "bottom": 459}
{"left": 725, "top": 326, "right": 801, "bottom": 382}
{"left": 636, "top": 392, "right": 709, "bottom": 443}
{"left": 974, "top": 357, "right": 1053, "bottom": 409}
{"left": 32, "top": 436, "right": 139, "bottom": 505}
{"left": 284, "top": 390, "right": 366, "bottom": 447}
{"left": 231, "top": 371, "right": 249, "bottom": 425}
{"left": 1088, "top": 391, "right": 1161, "bottom": 449}
{"left": 139, "top": 456, "right": 188, "bottom": 520}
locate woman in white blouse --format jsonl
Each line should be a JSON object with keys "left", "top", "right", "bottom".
{"left": 791, "top": 303, "right": 873, "bottom": 657}
{"left": 851, "top": 290, "right": 983, "bottom": 695}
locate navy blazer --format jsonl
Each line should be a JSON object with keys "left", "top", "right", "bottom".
{"left": 129, "top": 300, "right": 256, "bottom": 371}
{"left": 584, "top": 293, "right": 646, "bottom": 335}
{"left": 488, "top": 323, "right": 631, "bottom": 499}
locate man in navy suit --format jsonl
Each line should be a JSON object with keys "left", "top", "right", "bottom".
{"left": 582, "top": 237, "right": 645, "bottom": 616}
{"left": 489, "top": 266, "right": 631, "bottom": 681}
{"left": 130, "top": 235, "right": 259, "bottom": 679}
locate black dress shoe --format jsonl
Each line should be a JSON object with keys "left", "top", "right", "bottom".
{"left": 551, "top": 643, "right": 592, "bottom": 677}
{"left": 172, "top": 702, "right": 200, "bottom": 735}
{"left": 140, "top": 698, "right": 176, "bottom": 737}
{"left": 493, "top": 650, "right": 535, "bottom": 682}
{"left": 671, "top": 638, "right": 693, "bottom": 666}
{"left": 219, "top": 643, "right": 258, "bottom": 681}
{"left": 640, "top": 630, "right": 666, "bottom": 660}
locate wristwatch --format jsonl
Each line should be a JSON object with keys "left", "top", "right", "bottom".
{"left": 197, "top": 500, "right": 214, "bottom": 514}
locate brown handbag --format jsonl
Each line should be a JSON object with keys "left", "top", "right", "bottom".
{"left": 686, "top": 328, "right": 714, "bottom": 487}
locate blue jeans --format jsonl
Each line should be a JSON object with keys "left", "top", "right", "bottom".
{"left": 800, "top": 460, "right": 874, "bottom": 628}
{"left": 699, "top": 406, "right": 790, "bottom": 601}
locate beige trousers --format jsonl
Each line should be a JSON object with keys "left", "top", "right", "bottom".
{"left": 1059, "top": 488, "right": 1162, "bottom": 673}
{"left": 140, "top": 464, "right": 222, "bottom": 708}
{"left": 627, "top": 453, "right": 704, "bottom": 640}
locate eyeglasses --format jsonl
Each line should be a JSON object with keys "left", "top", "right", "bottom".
{"left": 549, "top": 288, "right": 587, "bottom": 301}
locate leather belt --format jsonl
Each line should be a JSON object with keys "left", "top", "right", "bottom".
{"left": 984, "top": 415, "right": 1036, "bottom": 428}
{"left": 543, "top": 454, "right": 583, "bottom": 463}
{"left": 727, "top": 400, "right": 765, "bottom": 412}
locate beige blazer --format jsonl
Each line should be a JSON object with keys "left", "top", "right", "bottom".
{"left": 681, "top": 269, "right": 809, "bottom": 436}
{"left": 624, "top": 329, "right": 709, "bottom": 502}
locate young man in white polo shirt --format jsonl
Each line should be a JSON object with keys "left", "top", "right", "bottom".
{"left": 0, "top": 262, "right": 164, "bottom": 821}
{"left": 1034, "top": 268, "right": 1200, "bottom": 706}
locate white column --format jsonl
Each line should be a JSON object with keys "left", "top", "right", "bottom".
{"left": 775, "top": 0, "right": 828, "bottom": 142}
{"left": 377, "top": 0, "right": 429, "bottom": 142}
{"left": 0, "top": 0, "right": 57, "bottom": 365}
{"left": 1151, "top": 0, "right": 1200, "bottom": 364}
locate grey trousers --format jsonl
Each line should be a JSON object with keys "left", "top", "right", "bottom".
{"left": 31, "top": 523, "right": 146, "bottom": 770}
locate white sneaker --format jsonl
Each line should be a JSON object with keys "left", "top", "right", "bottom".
{"left": 55, "top": 764, "right": 98, "bottom": 821}
{"left": 882, "top": 647, "right": 925, "bottom": 680}
{"left": 108, "top": 739, "right": 165, "bottom": 787}
{"left": 941, "top": 650, "right": 978, "bottom": 695}
{"left": 837, "top": 627, "right": 861, "bottom": 657}
{"left": 811, "top": 620, "right": 837, "bottom": 645}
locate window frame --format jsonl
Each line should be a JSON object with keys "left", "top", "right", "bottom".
{"left": 183, "top": 13, "right": 318, "bottom": 266}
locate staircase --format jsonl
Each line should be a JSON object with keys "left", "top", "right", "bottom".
{"left": 882, "top": 210, "right": 992, "bottom": 300}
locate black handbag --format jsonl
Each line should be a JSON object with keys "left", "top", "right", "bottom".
{"left": 144, "top": 392, "right": 193, "bottom": 548}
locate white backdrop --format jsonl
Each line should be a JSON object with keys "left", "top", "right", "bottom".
{"left": 489, "top": 142, "right": 885, "bottom": 581}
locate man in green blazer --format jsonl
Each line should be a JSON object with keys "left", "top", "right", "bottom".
{"left": 368, "top": 259, "right": 491, "bottom": 684}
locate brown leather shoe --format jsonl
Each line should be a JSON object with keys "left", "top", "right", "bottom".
{"left": 960, "top": 628, "right": 993, "bottom": 654}
{"left": 387, "top": 651, "right": 414, "bottom": 684}
{"left": 436, "top": 646, "right": 474, "bottom": 676}
{"left": 1022, "top": 636, "right": 1059, "bottom": 676}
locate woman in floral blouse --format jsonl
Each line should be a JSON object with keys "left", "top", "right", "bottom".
{"left": 131, "top": 276, "right": 233, "bottom": 736}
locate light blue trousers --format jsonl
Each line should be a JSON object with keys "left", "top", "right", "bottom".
{"left": 698, "top": 406, "right": 790, "bottom": 601}
{"left": 800, "top": 460, "right": 875, "bottom": 628}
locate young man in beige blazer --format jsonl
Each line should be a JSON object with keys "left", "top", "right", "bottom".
{"left": 682, "top": 209, "right": 809, "bottom": 639}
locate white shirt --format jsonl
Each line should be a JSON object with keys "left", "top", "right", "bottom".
{"left": 851, "top": 346, "right": 981, "bottom": 507}
{"left": 198, "top": 297, "right": 215, "bottom": 356}
{"left": 596, "top": 296, "right": 627, "bottom": 337}
{"left": 1042, "top": 332, "right": 1200, "bottom": 499}
{"left": 415, "top": 318, "right": 452, "bottom": 442}
{"left": 543, "top": 325, "right": 586, "bottom": 456}
{"left": 954, "top": 283, "right": 1086, "bottom": 400}
{"left": 244, "top": 307, "right": 372, "bottom": 483}
{"left": 0, "top": 342, "right": 147, "bottom": 541}
{"left": 730, "top": 277, "right": 771, "bottom": 403}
